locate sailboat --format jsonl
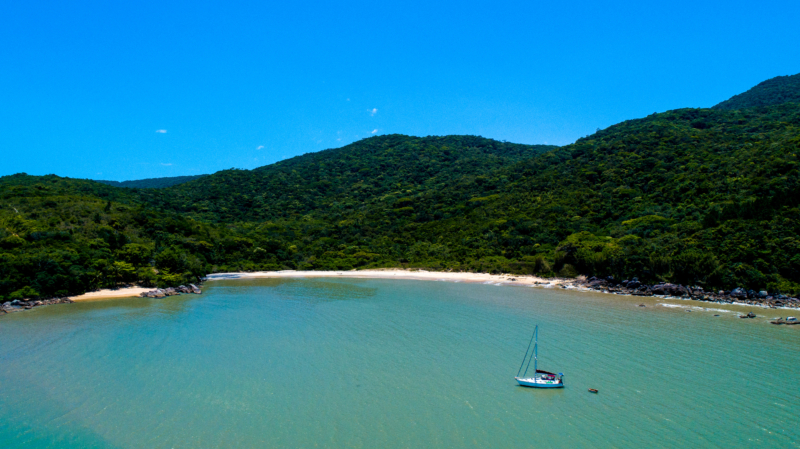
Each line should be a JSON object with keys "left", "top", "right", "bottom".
{"left": 515, "top": 325, "right": 564, "bottom": 388}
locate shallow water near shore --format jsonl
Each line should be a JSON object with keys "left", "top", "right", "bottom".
{"left": 1, "top": 278, "right": 798, "bottom": 448}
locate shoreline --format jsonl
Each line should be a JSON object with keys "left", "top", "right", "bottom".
{"left": 70, "top": 287, "right": 154, "bottom": 301}
{"left": 206, "top": 270, "right": 800, "bottom": 312}
{"left": 4, "top": 269, "right": 799, "bottom": 315}
{"left": 204, "top": 269, "right": 567, "bottom": 287}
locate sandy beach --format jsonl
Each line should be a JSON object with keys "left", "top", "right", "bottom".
{"left": 205, "top": 269, "right": 568, "bottom": 287}
{"left": 60, "top": 270, "right": 567, "bottom": 303}
{"left": 70, "top": 287, "right": 153, "bottom": 301}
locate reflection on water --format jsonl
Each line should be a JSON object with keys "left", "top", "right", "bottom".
{"left": 1, "top": 278, "right": 798, "bottom": 448}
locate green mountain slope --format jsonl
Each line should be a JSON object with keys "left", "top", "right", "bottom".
{"left": 96, "top": 175, "right": 207, "bottom": 189}
{"left": 401, "top": 104, "right": 800, "bottom": 291}
{"left": 0, "top": 174, "right": 310, "bottom": 300}
{"left": 714, "top": 73, "right": 800, "bottom": 110}
{"left": 198, "top": 104, "right": 798, "bottom": 292}
{"left": 135, "top": 135, "right": 555, "bottom": 222}
{"left": 0, "top": 136, "right": 553, "bottom": 300}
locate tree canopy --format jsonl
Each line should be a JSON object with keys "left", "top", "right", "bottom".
{"left": 714, "top": 73, "right": 800, "bottom": 110}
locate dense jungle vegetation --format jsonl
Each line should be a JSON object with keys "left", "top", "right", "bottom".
{"left": 134, "top": 135, "right": 554, "bottom": 222}
{"left": 1, "top": 75, "right": 799, "bottom": 301}
{"left": 96, "top": 175, "right": 207, "bottom": 189}
{"left": 714, "top": 73, "right": 800, "bottom": 110}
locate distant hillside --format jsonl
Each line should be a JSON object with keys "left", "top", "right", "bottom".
{"left": 96, "top": 175, "right": 207, "bottom": 189}
{"left": 135, "top": 135, "right": 556, "bottom": 222}
{"left": 714, "top": 73, "right": 800, "bottom": 110}
{"left": 0, "top": 174, "right": 227, "bottom": 300}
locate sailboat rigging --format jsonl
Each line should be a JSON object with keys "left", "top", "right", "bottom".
{"left": 515, "top": 325, "right": 564, "bottom": 388}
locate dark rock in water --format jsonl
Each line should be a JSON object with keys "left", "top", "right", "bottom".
{"left": 638, "top": 304, "right": 646, "bottom": 307}
{"left": 627, "top": 280, "right": 641, "bottom": 289}
{"left": 730, "top": 287, "right": 747, "bottom": 298}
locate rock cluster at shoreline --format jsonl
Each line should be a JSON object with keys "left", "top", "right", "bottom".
{"left": 1, "top": 297, "right": 74, "bottom": 314}
{"left": 139, "top": 284, "right": 202, "bottom": 298}
{"left": 577, "top": 276, "right": 800, "bottom": 309}
{"left": 1, "top": 284, "right": 203, "bottom": 316}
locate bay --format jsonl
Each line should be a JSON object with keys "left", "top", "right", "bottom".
{"left": 1, "top": 278, "right": 798, "bottom": 448}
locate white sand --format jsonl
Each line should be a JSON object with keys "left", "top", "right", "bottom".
{"left": 67, "top": 270, "right": 570, "bottom": 302}
{"left": 206, "top": 269, "right": 569, "bottom": 287}
{"left": 70, "top": 287, "right": 152, "bottom": 301}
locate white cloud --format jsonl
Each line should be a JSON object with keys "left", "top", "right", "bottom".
{"left": 370, "top": 108, "right": 377, "bottom": 116}
{"left": 160, "top": 163, "right": 172, "bottom": 166}
{"left": 256, "top": 145, "right": 264, "bottom": 150}
{"left": 371, "top": 129, "right": 378, "bottom": 134}
{"left": 155, "top": 129, "right": 167, "bottom": 133}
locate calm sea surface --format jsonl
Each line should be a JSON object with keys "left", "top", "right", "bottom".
{"left": 1, "top": 278, "right": 798, "bottom": 448}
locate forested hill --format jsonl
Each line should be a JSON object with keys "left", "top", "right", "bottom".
{"left": 96, "top": 175, "right": 207, "bottom": 189}
{"left": 389, "top": 104, "right": 800, "bottom": 292}
{"left": 135, "top": 135, "right": 555, "bottom": 222}
{"left": 714, "top": 72, "right": 800, "bottom": 110}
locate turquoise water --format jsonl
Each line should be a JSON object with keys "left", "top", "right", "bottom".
{"left": 1, "top": 278, "right": 798, "bottom": 448}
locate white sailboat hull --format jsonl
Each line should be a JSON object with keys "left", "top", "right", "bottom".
{"left": 515, "top": 376, "right": 564, "bottom": 388}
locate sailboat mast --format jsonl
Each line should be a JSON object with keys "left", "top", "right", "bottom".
{"left": 533, "top": 326, "right": 538, "bottom": 374}
{"left": 517, "top": 325, "right": 537, "bottom": 377}
{"left": 522, "top": 325, "right": 538, "bottom": 377}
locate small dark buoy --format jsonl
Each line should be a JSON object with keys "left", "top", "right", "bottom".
{"left": 638, "top": 304, "right": 646, "bottom": 307}
{"left": 588, "top": 388, "right": 598, "bottom": 394}
{"left": 714, "top": 314, "right": 720, "bottom": 317}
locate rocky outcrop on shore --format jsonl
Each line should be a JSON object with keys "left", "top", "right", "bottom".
{"left": 578, "top": 276, "right": 800, "bottom": 309}
{"left": 139, "top": 284, "right": 202, "bottom": 298}
{"left": 2, "top": 284, "right": 203, "bottom": 316}
{"left": 1, "top": 297, "right": 74, "bottom": 314}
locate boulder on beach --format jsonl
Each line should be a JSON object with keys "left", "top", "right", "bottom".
{"left": 651, "top": 283, "right": 684, "bottom": 296}
{"left": 730, "top": 287, "right": 747, "bottom": 298}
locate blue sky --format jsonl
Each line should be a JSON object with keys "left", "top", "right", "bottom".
{"left": 1, "top": 0, "right": 799, "bottom": 181}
